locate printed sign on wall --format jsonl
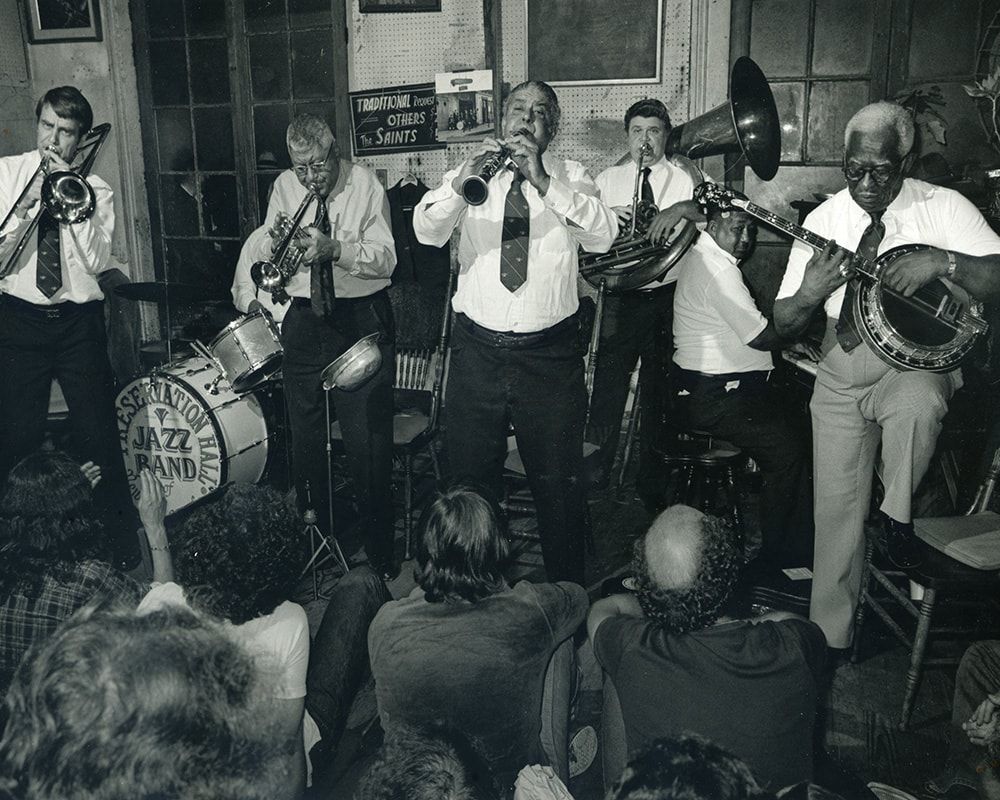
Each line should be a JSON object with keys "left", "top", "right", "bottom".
{"left": 350, "top": 83, "right": 445, "bottom": 156}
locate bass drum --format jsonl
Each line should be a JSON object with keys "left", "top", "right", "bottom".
{"left": 115, "top": 357, "right": 269, "bottom": 516}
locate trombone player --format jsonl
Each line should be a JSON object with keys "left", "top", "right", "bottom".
{"left": 587, "top": 99, "right": 705, "bottom": 508}
{"left": 250, "top": 113, "right": 398, "bottom": 579}
{"left": 0, "top": 86, "right": 137, "bottom": 565}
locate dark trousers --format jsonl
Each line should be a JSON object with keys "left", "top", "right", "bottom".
{"left": 281, "top": 293, "right": 395, "bottom": 568}
{"left": 585, "top": 284, "right": 675, "bottom": 500}
{"left": 306, "top": 566, "right": 390, "bottom": 767}
{"left": 446, "top": 315, "right": 587, "bottom": 584}
{"left": 0, "top": 296, "right": 136, "bottom": 552}
{"left": 672, "top": 366, "right": 814, "bottom": 567}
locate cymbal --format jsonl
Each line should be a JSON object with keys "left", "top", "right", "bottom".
{"left": 114, "top": 282, "right": 229, "bottom": 305}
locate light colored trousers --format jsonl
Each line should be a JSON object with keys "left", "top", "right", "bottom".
{"left": 808, "top": 326, "right": 958, "bottom": 648}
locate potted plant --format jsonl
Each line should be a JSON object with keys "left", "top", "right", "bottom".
{"left": 965, "top": 64, "right": 1000, "bottom": 214}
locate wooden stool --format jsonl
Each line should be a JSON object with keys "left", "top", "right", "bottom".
{"left": 657, "top": 431, "right": 746, "bottom": 553}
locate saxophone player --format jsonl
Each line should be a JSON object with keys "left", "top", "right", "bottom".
{"left": 587, "top": 99, "right": 706, "bottom": 508}
{"left": 413, "top": 80, "right": 616, "bottom": 584}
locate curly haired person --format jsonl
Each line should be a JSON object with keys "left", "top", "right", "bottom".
{"left": 588, "top": 505, "right": 826, "bottom": 793}
{"left": 137, "top": 483, "right": 390, "bottom": 797}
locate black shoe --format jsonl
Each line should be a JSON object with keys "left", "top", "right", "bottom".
{"left": 884, "top": 517, "right": 924, "bottom": 569}
{"left": 370, "top": 559, "right": 400, "bottom": 582}
{"left": 826, "top": 645, "right": 851, "bottom": 671}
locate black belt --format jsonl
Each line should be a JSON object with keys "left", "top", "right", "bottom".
{"left": 289, "top": 287, "right": 386, "bottom": 310}
{"left": 673, "top": 365, "right": 771, "bottom": 387}
{"left": 0, "top": 294, "right": 102, "bottom": 319}
{"left": 457, "top": 312, "right": 578, "bottom": 349}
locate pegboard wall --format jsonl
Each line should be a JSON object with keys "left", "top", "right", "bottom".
{"left": 0, "top": 0, "right": 36, "bottom": 158}
{"left": 349, "top": 0, "right": 693, "bottom": 189}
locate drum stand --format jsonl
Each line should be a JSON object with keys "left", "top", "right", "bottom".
{"left": 300, "top": 449, "right": 350, "bottom": 600}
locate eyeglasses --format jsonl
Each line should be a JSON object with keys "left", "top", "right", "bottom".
{"left": 292, "top": 140, "right": 335, "bottom": 178}
{"left": 842, "top": 162, "right": 901, "bottom": 186}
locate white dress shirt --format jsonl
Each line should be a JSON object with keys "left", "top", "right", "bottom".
{"left": 413, "top": 153, "right": 616, "bottom": 333}
{"left": 673, "top": 232, "right": 773, "bottom": 374}
{"left": 777, "top": 178, "right": 1000, "bottom": 319}
{"left": 256, "top": 160, "right": 395, "bottom": 300}
{"left": 594, "top": 154, "right": 705, "bottom": 289}
{"left": 0, "top": 149, "right": 113, "bottom": 305}
{"left": 231, "top": 224, "right": 288, "bottom": 324}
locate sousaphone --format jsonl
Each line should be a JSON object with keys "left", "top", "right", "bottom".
{"left": 581, "top": 56, "right": 781, "bottom": 292}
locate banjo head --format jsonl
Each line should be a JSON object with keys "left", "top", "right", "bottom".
{"left": 854, "top": 244, "right": 986, "bottom": 372}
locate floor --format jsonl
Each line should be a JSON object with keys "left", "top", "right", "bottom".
{"left": 297, "top": 445, "right": 984, "bottom": 800}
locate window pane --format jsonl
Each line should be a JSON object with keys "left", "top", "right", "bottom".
{"left": 908, "top": 0, "right": 977, "bottom": 79}
{"left": 149, "top": 40, "right": 189, "bottom": 106}
{"left": 202, "top": 175, "right": 240, "bottom": 237}
{"left": 165, "top": 238, "right": 241, "bottom": 289}
{"left": 250, "top": 33, "right": 290, "bottom": 101}
{"left": 293, "top": 100, "right": 337, "bottom": 129}
{"left": 749, "top": 0, "right": 809, "bottom": 77}
{"left": 254, "top": 104, "right": 291, "bottom": 169}
{"left": 770, "top": 82, "right": 804, "bottom": 162}
{"left": 246, "top": 0, "right": 287, "bottom": 33}
{"left": 807, "top": 81, "right": 869, "bottom": 162}
{"left": 291, "top": 29, "right": 335, "bottom": 99}
{"left": 160, "top": 175, "right": 200, "bottom": 236}
{"left": 194, "top": 107, "right": 235, "bottom": 170}
{"left": 257, "top": 172, "right": 280, "bottom": 221}
{"left": 185, "top": 0, "right": 225, "bottom": 36}
{"left": 146, "top": 0, "right": 183, "bottom": 38}
{"left": 812, "top": 0, "right": 873, "bottom": 76}
{"left": 156, "top": 108, "right": 194, "bottom": 172}
{"left": 289, "top": 0, "right": 329, "bottom": 28}
{"left": 190, "top": 38, "right": 231, "bottom": 104}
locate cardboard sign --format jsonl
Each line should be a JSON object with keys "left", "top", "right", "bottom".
{"left": 350, "top": 83, "right": 444, "bottom": 156}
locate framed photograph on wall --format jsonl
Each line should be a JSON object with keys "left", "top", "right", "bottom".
{"left": 359, "top": 0, "right": 441, "bottom": 12}
{"left": 526, "top": 0, "right": 662, "bottom": 85}
{"left": 23, "top": 0, "right": 103, "bottom": 43}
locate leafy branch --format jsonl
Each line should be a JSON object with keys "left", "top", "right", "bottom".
{"left": 965, "top": 65, "right": 1000, "bottom": 155}
{"left": 893, "top": 85, "right": 948, "bottom": 146}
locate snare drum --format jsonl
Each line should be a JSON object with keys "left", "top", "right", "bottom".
{"left": 115, "top": 357, "right": 269, "bottom": 516}
{"left": 209, "top": 310, "right": 283, "bottom": 393}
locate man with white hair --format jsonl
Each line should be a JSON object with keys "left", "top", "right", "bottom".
{"left": 588, "top": 505, "right": 825, "bottom": 792}
{"left": 251, "top": 113, "right": 397, "bottom": 578}
{"left": 774, "top": 101, "right": 1000, "bottom": 652}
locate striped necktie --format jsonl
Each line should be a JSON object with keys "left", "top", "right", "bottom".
{"left": 640, "top": 167, "right": 655, "bottom": 206}
{"left": 35, "top": 211, "right": 63, "bottom": 298}
{"left": 836, "top": 212, "right": 884, "bottom": 353}
{"left": 310, "top": 198, "right": 336, "bottom": 320}
{"left": 499, "top": 176, "right": 530, "bottom": 293}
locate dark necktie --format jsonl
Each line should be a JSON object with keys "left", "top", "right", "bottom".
{"left": 499, "top": 176, "right": 530, "bottom": 293}
{"left": 35, "top": 211, "right": 63, "bottom": 298}
{"left": 836, "top": 212, "right": 884, "bottom": 353}
{"left": 640, "top": 167, "right": 655, "bottom": 207}
{"left": 310, "top": 198, "right": 336, "bottom": 320}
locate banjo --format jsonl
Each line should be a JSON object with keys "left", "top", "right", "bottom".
{"left": 694, "top": 183, "right": 989, "bottom": 373}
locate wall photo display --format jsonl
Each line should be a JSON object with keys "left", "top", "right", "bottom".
{"left": 359, "top": 0, "right": 441, "bottom": 12}
{"left": 526, "top": 0, "right": 663, "bottom": 85}
{"left": 22, "top": 0, "right": 102, "bottom": 43}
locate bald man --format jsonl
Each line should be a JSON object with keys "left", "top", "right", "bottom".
{"left": 588, "top": 506, "right": 826, "bottom": 792}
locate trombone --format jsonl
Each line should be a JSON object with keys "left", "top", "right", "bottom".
{"left": 0, "top": 122, "right": 112, "bottom": 280}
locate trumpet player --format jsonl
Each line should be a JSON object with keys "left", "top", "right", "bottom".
{"left": 0, "top": 86, "right": 138, "bottom": 567}
{"left": 414, "top": 80, "right": 616, "bottom": 584}
{"left": 250, "top": 113, "right": 397, "bottom": 579}
{"left": 586, "top": 99, "right": 706, "bottom": 509}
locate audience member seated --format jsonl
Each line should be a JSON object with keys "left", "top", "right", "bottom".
{"left": 357, "top": 723, "right": 502, "bottom": 800}
{"left": 0, "top": 451, "right": 168, "bottom": 698}
{"left": 136, "top": 483, "right": 390, "bottom": 795}
{"left": 588, "top": 505, "right": 826, "bottom": 792}
{"left": 0, "top": 605, "right": 294, "bottom": 800}
{"left": 368, "top": 485, "right": 588, "bottom": 794}
{"left": 607, "top": 734, "right": 770, "bottom": 800}
{"left": 928, "top": 640, "right": 1000, "bottom": 800}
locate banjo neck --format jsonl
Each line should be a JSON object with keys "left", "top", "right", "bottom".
{"left": 735, "top": 199, "right": 879, "bottom": 282}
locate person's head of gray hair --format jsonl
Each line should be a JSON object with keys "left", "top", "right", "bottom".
{"left": 287, "top": 113, "right": 334, "bottom": 153}
{"left": 843, "top": 101, "right": 915, "bottom": 160}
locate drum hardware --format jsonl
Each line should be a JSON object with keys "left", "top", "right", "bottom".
{"left": 0, "top": 123, "right": 112, "bottom": 280}
{"left": 320, "top": 332, "right": 383, "bottom": 391}
{"left": 251, "top": 186, "right": 321, "bottom": 304}
{"left": 696, "top": 182, "right": 989, "bottom": 373}
{"left": 206, "top": 309, "right": 283, "bottom": 393}
{"left": 114, "top": 282, "right": 230, "bottom": 305}
{"left": 580, "top": 56, "right": 782, "bottom": 292}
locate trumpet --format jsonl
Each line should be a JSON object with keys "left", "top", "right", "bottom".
{"left": 0, "top": 123, "right": 111, "bottom": 280}
{"left": 250, "top": 188, "right": 320, "bottom": 304}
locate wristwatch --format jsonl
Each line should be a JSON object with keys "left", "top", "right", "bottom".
{"left": 945, "top": 250, "right": 957, "bottom": 278}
